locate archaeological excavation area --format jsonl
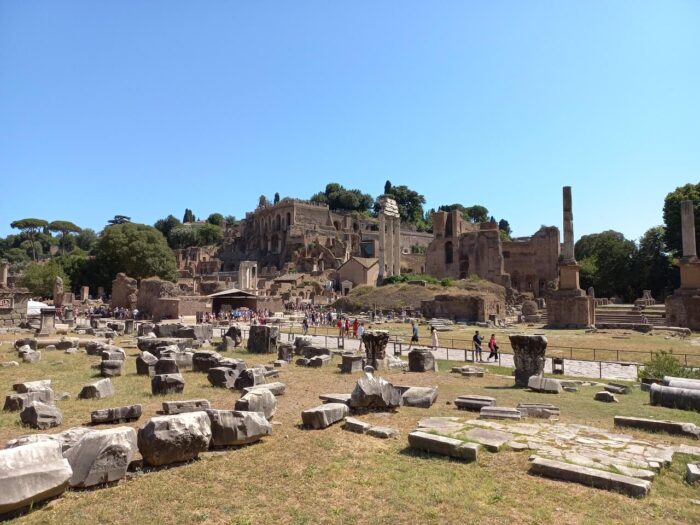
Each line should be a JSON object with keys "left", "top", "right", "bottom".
{"left": 0, "top": 319, "right": 700, "bottom": 524}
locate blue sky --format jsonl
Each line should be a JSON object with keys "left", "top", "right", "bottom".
{"left": 1, "top": 1, "right": 699, "bottom": 240}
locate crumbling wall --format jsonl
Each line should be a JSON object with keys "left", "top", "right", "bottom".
{"left": 137, "top": 277, "right": 178, "bottom": 317}
{"left": 421, "top": 293, "right": 504, "bottom": 322}
{"left": 111, "top": 273, "right": 138, "bottom": 309}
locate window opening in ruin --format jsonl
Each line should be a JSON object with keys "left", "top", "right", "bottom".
{"left": 445, "top": 216, "right": 453, "bottom": 237}
{"left": 445, "top": 241, "right": 453, "bottom": 264}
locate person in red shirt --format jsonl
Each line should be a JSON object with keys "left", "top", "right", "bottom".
{"left": 487, "top": 334, "right": 499, "bottom": 361}
{"left": 352, "top": 319, "right": 359, "bottom": 338}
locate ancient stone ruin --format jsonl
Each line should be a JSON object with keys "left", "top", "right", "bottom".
{"left": 508, "top": 334, "right": 548, "bottom": 387}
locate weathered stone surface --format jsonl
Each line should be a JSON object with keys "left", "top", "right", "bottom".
{"left": 663, "top": 376, "right": 700, "bottom": 390}
{"left": 162, "top": 399, "right": 211, "bottom": 415}
{"left": 613, "top": 416, "right": 700, "bottom": 439}
{"left": 100, "top": 346, "right": 126, "bottom": 361}
{"left": 207, "top": 367, "right": 239, "bottom": 388}
{"left": 246, "top": 325, "right": 279, "bottom": 354}
{"left": 100, "top": 359, "right": 124, "bottom": 378}
{"left": 234, "top": 389, "right": 277, "bottom": 420}
{"left": 217, "top": 358, "right": 246, "bottom": 371}
{"left": 349, "top": 371, "right": 402, "bottom": 410}
{"left": 367, "top": 426, "right": 399, "bottom": 439}
{"left": 277, "top": 343, "right": 294, "bottom": 362}
{"left": 463, "top": 427, "right": 512, "bottom": 452}
{"left": 344, "top": 417, "right": 372, "bottom": 434}
{"left": 302, "top": 346, "right": 331, "bottom": 359}
{"left": 206, "top": 409, "right": 272, "bottom": 447}
{"left": 408, "top": 348, "right": 436, "bottom": 372}
{"left": 20, "top": 402, "right": 63, "bottom": 429}
{"left": 4, "top": 389, "right": 54, "bottom": 412}
{"left": 273, "top": 359, "right": 287, "bottom": 368}
{"left": 192, "top": 351, "right": 223, "bottom": 372}
{"left": 137, "top": 337, "right": 191, "bottom": 356}
{"left": 650, "top": 383, "right": 700, "bottom": 411}
{"left": 509, "top": 334, "right": 548, "bottom": 387}
{"left": 517, "top": 403, "right": 561, "bottom": 420}
{"left": 308, "top": 355, "right": 331, "bottom": 368}
{"left": 479, "top": 407, "right": 522, "bottom": 420}
{"left": 64, "top": 427, "right": 137, "bottom": 487}
{"left": 296, "top": 357, "right": 310, "bottom": 367}
{"left": 21, "top": 350, "right": 41, "bottom": 363}
{"left": 234, "top": 368, "right": 266, "bottom": 390}
{"left": 527, "top": 375, "right": 562, "bottom": 394}
{"left": 687, "top": 463, "right": 700, "bottom": 484}
{"left": 0, "top": 440, "right": 71, "bottom": 516}
{"left": 455, "top": 395, "right": 496, "bottom": 411}
{"left": 604, "top": 383, "right": 631, "bottom": 395}
{"left": 302, "top": 403, "right": 349, "bottom": 429}
{"left": 594, "top": 391, "right": 619, "bottom": 403}
{"left": 242, "top": 382, "right": 286, "bottom": 396}
{"left": 137, "top": 412, "right": 212, "bottom": 466}
{"left": 12, "top": 380, "right": 51, "bottom": 393}
{"left": 5, "top": 427, "right": 92, "bottom": 453}
{"left": 529, "top": 456, "right": 651, "bottom": 497}
{"left": 362, "top": 330, "right": 390, "bottom": 369}
{"left": 14, "top": 338, "right": 37, "bottom": 350}
{"left": 400, "top": 386, "right": 438, "bottom": 408}
{"left": 151, "top": 374, "right": 185, "bottom": 395}
{"left": 451, "top": 365, "right": 486, "bottom": 377}
{"left": 91, "top": 405, "right": 142, "bottom": 425}
{"left": 136, "top": 351, "right": 158, "bottom": 376}
{"left": 408, "top": 431, "right": 479, "bottom": 461}
{"left": 320, "top": 393, "right": 351, "bottom": 404}
{"left": 78, "top": 379, "right": 114, "bottom": 400}
{"left": 223, "top": 326, "right": 242, "bottom": 347}
{"left": 340, "top": 354, "right": 364, "bottom": 373}
{"left": 154, "top": 357, "right": 179, "bottom": 375}
{"left": 294, "top": 336, "right": 313, "bottom": 354}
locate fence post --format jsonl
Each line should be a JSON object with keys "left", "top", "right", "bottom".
{"left": 616, "top": 349, "right": 619, "bottom": 362}
{"left": 599, "top": 361, "right": 602, "bottom": 379}
{"left": 464, "top": 348, "right": 467, "bottom": 362}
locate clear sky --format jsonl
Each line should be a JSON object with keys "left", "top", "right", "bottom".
{"left": 1, "top": 1, "right": 699, "bottom": 240}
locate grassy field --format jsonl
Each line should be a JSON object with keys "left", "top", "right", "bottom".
{"left": 2, "top": 331, "right": 700, "bottom": 524}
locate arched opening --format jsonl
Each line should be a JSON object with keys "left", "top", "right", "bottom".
{"left": 276, "top": 215, "right": 281, "bottom": 231}
{"left": 445, "top": 217, "right": 453, "bottom": 237}
{"left": 445, "top": 241, "right": 453, "bottom": 265}
{"left": 286, "top": 212, "right": 291, "bottom": 229}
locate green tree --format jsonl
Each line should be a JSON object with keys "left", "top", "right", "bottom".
{"left": 498, "top": 219, "right": 512, "bottom": 235}
{"left": 154, "top": 215, "right": 183, "bottom": 241}
{"left": 21, "top": 260, "right": 70, "bottom": 298}
{"left": 464, "top": 205, "right": 489, "bottom": 223}
{"left": 53, "top": 252, "right": 90, "bottom": 293}
{"left": 48, "top": 220, "right": 82, "bottom": 254}
{"left": 107, "top": 215, "right": 131, "bottom": 225}
{"left": 182, "top": 209, "right": 196, "bottom": 223}
{"left": 168, "top": 224, "right": 199, "bottom": 249}
{"left": 273, "top": 192, "right": 280, "bottom": 204}
{"left": 635, "top": 226, "right": 677, "bottom": 299}
{"left": 198, "top": 223, "right": 223, "bottom": 245}
{"left": 94, "top": 223, "right": 178, "bottom": 286}
{"left": 10, "top": 218, "right": 49, "bottom": 261}
{"left": 375, "top": 184, "right": 426, "bottom": 223}
{"left": 575, "top": 230, "right": 637, "bottom": 300}
{"left": 662, "top": 182, "right": 700, "bottom": 257}
{"left": 75, "top": 228, "right": 98, "bottom": 252}
{"left": 206, "top": 213, "right": 224, "bottom": 226}
{"left": 223, "top": 215, "right": 237, "bottom": 226}
{"left": 384, "top": 180, "right": 392, "bottom": 194}
{"left": 311, "top": 183, "right": 374, "bottom": 213}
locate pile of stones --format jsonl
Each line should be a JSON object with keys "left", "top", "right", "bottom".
{"left": 0, "top": 408, "right": 272, "bottom": 516}
{"left": 3, "top": 380, "right": 62, "bottom": 430}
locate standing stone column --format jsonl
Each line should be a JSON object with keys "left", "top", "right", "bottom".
{"left": 379, "top": 213, "right": 387, "bottom": 280}
{"left": 681, "top": 200, "right": 697, "bottom": 259}
{"left": 562, "top": 186, "right": 575, "bottom": 264}
{"left": 392, "top": 219, "right": 401, "bottom": 276}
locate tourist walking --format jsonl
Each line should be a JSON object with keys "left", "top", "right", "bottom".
{"left": 473, "top": 330, "right": 484, "bottom": 362}
{"left": 358, "top": 322, "right": 365, "bottom": 351}
{"left": 407, "top": 321, "right": 419, "bottom": 351}
{"left": 302, "top": 317, "right": 309, "bottom": 336}
{"left": 487, "top": 333, "right": 499, "bottom": 361}
{"left": 430, "top": 325, "right": 439, "bottom": 350}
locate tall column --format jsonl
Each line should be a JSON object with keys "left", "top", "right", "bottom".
{"left": 562, "top": 186, "right": 575, "bottom": 263}
{"left": 379, "top": 214, "right": 387, "bottom": 279}
{"left": 0, "top": 262, "right": 8, "bottom": 288}
{"left": 393, "top": 219, "right": 401, "bottom": 276}
{"left": 681, "top": 200, "right": 697, "bottom": 259}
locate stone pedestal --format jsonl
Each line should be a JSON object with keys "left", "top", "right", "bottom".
{"left": 246, "top": 325, "right": 279, "bottom": 353}
{"left": 680, "top": 259, "right": 700, "bottom": 290}
{"left": 509, "top": 334, "right": 548, "bottom": 387}
{"left": 547, "top": 290, "right": 595, "bottom": 329}
{"left": 80, "top": 286, "right": 90, "bottom": 301}
{"left": 62, "top": 307, "right": 75, "bottom": 327}
{"left": 558, "top": 263, "right": 580, "bottom": 291}
{"left": 124, "top": 319, "right": 135, "bottom": 334}
{"left": 37, "top": 307, "right": 57, "bottom": 336}
{"left": 665, "top": 289, "right": 700, "bottom": 330}
{"left": 408, "top": 348, "right": 436, "bottom": 372}
{"left": 361, "top": 330, "right": 390, "bottom": 370}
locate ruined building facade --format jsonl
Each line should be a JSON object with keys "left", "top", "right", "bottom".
{"left": 425, "top": 210, "right": 560, "bottom": 297}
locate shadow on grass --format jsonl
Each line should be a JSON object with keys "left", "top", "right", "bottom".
{"left": 397, "top": 446, "right": 473, "bottom": 463}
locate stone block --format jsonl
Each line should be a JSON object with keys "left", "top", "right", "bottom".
{"left": 604, "top": 383, "right": 631, "bottom": 395}
{"left": 162, "top": 399, "right": 211, "bottom": 415}
{"left": 407, "top": 431, "right": 479, "bottom": 461}
{"left": 455, "top": 395, "right": 496, "bottom": 411}
{"left": 463, "top": 427, "right": 512, "bottom": 452}
{"left": 246, "top": 325, "right": 279, "bottom": 353}
{"left": 479, "top": 406, "right": 521, "bottom": 420}
{"left": 687, "top": 463, "right": 700, "bottom": 484}
{"left": 207, "top": 367, "right": 239, "bottom": 388}
{"left": 516, "top": 403, "right": 561, "bottom": 420}
{"left": 302, "top": 403, "right": 349, "bottom": 429}
{"left": 0, "top": 441, "right": 71, "bottom": 516}
{"left": 12, "top": 380, "right": 51, "bottom": 393}
{"left": 154, "top": 357, "right": 179, "bottom": 375}
{"left": 529, "top": 456, "right": 651, "bottom": 497}
{"left": 349, "top": 373, "right": 402, "bottom": 411}
{"left": 20, "top": 402, "right": 63, "bottom": 429}
{"left": 151, "top": 374, "right": 185, "bottom": 395}
{"left": 594, "top": 391, "right": 618, "bottom": 403}
{"left": 136, "top": 351, "right": 158, "bottom": 376}
{"left": 4, "top": 389, "right": 54, "bottom": 412}
{"left": 234, "top": 368, "right": 266, "bottom": 390}
{"left": 408, "top": 348, "right": 435, "bottom": 372}
{"left": 400, "top": 386, "right": 438, "bottom": 408}
{"left": 192, "top": 351, "right": 223, "bottom": 372}
{"left": 100, "top": 359, "right": 124, "bottom": 378}
{"left": 340, "top": 354, "right": 364, "bottom": 373}
{"left": 234, "top": 389, "right": 277, "bottom": 420}
{"left": 78, "top": 379, "right": 114, "bottom": 400}
{"left": 137, "top": 412, "right": 212, "bottom": 466}
{"left": 243, "top": 382, "right": 286, "bottom": 396}
{"left": 319, "top": 393, "right": 351, "bottom": 404}
{"left": 308, "top": 355, "right": 331, "bottom": 368}
{"left": 367, "top": 426, "right": 399, "bottom": 439}
{"left": 343, "top": 417, "right": 371, "bottom": 434}
{"left": 206, "top": 409, "right": 272, "bottom": 447}
{"left": 64, "top": 427, "right": 137, "bottom": 487}
{"left": 527, "top": 375, "right": 562, "bottom": 394}
{"left": 91, "top": 405, "right": 142, "bottom": 425}
{"left": 613, "top": 416, "right": 700, "bottom": 439}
